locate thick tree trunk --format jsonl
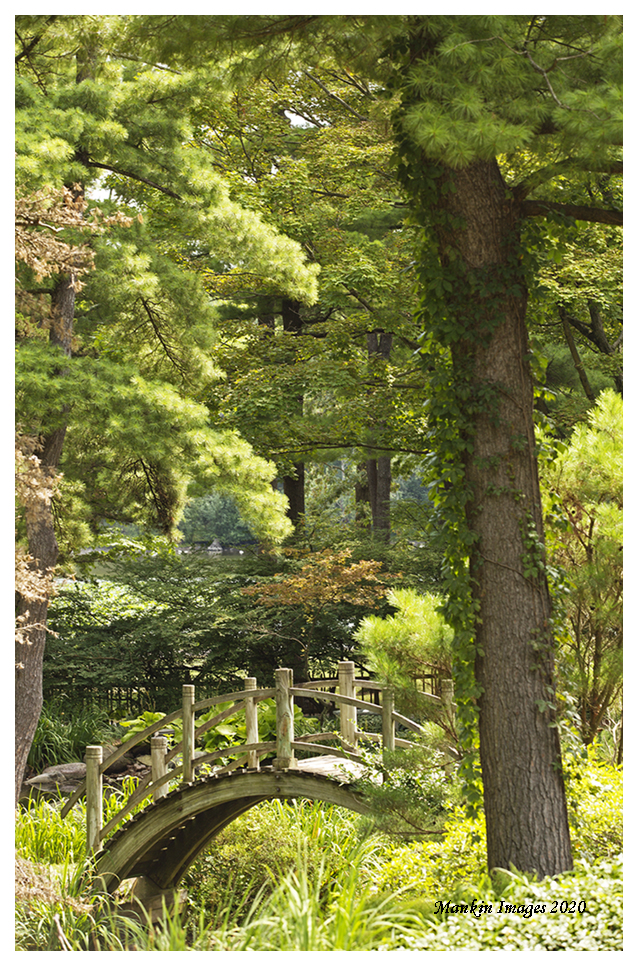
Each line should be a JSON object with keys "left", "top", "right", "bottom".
{"left": 433, "top": 159, "right": 572, "bottom": 877}
{"left": 366, "top": 456, "right": 391, "bottom": 540}
{"left": 15, "top": 274, "right": 76, "bottom": 805}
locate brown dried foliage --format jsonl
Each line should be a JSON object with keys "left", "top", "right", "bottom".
{"left": 15, "top": 856, "right": 92, "bottom": 915}
{"left": 242, "top": 549, "right": 394, "bottom": 614}
{"left": 15, "top": 432, "right": 58, "bottom": 648}
{"left": 15, "top": 185, "right": 132, "bottom": 336}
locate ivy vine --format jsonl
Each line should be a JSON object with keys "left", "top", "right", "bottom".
{"left": 394, "top": 138, "right": 536, "bottom": 811}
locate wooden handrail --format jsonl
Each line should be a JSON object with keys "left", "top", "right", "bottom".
{"left": 193, "top": 686, "right": 276, "bottom": 712}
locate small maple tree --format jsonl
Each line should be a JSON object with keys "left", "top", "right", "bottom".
{"left": 242, "top": 549, "right": 397, "bottom": 680}
{"left": 243, "top": 549, "right": 393, "bottom": 615}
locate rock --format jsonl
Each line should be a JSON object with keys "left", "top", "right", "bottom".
{"left": 104, "top": 752, "right": 136, "bottom": 775}
{"left": 27, "top": 762, "right": 87, "bottom": 787}
{"left": 20, "top": 752, "right": 154, "bottom": 803}
{"left": 46, "top": 761, "right": 87, "bottom": 778}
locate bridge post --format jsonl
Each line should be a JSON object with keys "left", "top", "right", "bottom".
{"left": 338, "top": 660, "right": 356, "bottom": 749}
{"left": 244, "top": 677, "right": 259, "bottom": 770}
{"left": 381, "top": 688, "right": 395, "bottom": 752}
{"left": 441, "top": 679, "right": 456, "bottom": 776}
{"left": 441, "top": 679, "right": 455, "bottom": 728}
{"left": 151, "top": 734, "right": 169, "bottom": 800}
{"left": 274, "top": 667, "right": 297, "bottom": 769}
{"left": 182, "top": 684, "right": 195, "bottom": 783}
{"left": 85, "top": 745, "right": 103, "bottom": 853}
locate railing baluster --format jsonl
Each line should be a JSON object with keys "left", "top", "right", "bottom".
{"left": 86, "top": 745, "right": 103, "bottom": 853}
{"left": 338, "top": 660, "right": 356, "bottom": 748}
{"left": 244, "top": 677, "right": 259, "bottom": 770}
{"left": 182, "top": 684, "right": 195, "bottom": 783}
{"left": 441, "top": 679, "right": 455, "bottom": 728}
{"left": 382, "top": 687, "right": 395, "bottom": 752}
{"left": 274, "top": 667, "right": 296, "bottom": 769}
{"left": 151, "top": 734, "right": 169, "bottom": 800}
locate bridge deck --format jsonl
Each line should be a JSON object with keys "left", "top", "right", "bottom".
{"left": 295, "top": 755, "right": 367, "bottom": 782}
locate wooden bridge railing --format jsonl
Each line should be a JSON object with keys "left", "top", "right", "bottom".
{"left": 61, "top": 661, "right": 455, "bottom": 853}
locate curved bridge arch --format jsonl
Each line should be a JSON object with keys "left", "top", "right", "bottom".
{"left": 95, "top": 768, "right": 370, "bottom": 894}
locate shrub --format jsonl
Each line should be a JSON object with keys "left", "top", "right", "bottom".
{"left": 353, "top": 743, "right": 461, "bottom": 838}
{"left": 372, "top": 805, "right": 487, "bottom": 901}
{"left": 564, "top": 745, "right": 623, "bottom": 860}
{"left": 182, "top": 799, "right": 380, "bottom": 927}
{"left": 401, "top": 857, "right": 623, "bottom": 951}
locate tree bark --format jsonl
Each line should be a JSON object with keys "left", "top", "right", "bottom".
{"left": 433, "top": 159, "right": 572, "bottom": 877}
{"left": 560, "top": 308, "right": 596, "bottom": 402}
{"left": 366, "top": 456, "right": 391, "bottom": 540}
{"left": 281, "top": 299, "right": 306, "bottom": 529}
{"left": 364, "top": 331, "right": 393, "bottom": 542}
{"left": 282, "top": 462, "right": 305, "bottom": 526}
{"left": 15, "top": 275, "right": 76, "bottom": 805}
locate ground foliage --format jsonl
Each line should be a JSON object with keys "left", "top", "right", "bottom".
{"left": 27, "top": 700, "right": 120, "bottom": 776}
{"left": 15, "top": 746, "right": 621, "bottom": 950}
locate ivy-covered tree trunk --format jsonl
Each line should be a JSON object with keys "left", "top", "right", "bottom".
{"left": 433, "top": 158, "right": 572, "bottom": 877}
{"left": 15, "top": 274, "right": 76, "bottom": 805}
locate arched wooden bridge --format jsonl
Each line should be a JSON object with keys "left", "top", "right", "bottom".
{"left": 61, "top": 662, "right": 455, "bottom": 903}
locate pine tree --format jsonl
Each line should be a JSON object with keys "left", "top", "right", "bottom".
{"left": 14, "top": 15, "right": 318, "bottom": 803}
{"left": 150, "top": 13, "right": 622, "bottom": 876}
{"left": 540, "top": 389, "right": 623, "bottom": 747}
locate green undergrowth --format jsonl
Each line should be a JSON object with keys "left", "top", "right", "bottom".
{"left": 27, "top": 700, "right": 121, "bottom": 775}
{"left": 181, "top": 798, "right": 383, "bottom": 925}
{"left": 370, "top": 746, "right": 622, "bottom": 902}
{"left": 16, "top": 776, "right": 159, "bottom": 868}
{"left": 15, "top": 752, "right": 622, "bottom": 950}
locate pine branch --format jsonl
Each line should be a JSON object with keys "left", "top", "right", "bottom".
{"left": 514, "top": 159, "right": 623, "bottom": 199}
{"left": 521, "top": 198, "right": 622, "bottom": 226}
{"left": 15, "top": 16, "right": 58, "bottom": 64}
{"left": 83, "top": 159, "right": 183, "bottom": 201}
{"left": 302, "top": 70, "right": 368, "bottom": 121}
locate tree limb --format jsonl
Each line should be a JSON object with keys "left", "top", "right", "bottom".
{"left": 521, "top": 198, "right": 622, "bottom": 226}
{"left": 514, "top": 159, "right": 622, "bottom": 199}
{"left": 302, "top": 70, "right": 368, "bottom": 121}
{"left": 83, "top": 159, "right": 183, "bottom": 201}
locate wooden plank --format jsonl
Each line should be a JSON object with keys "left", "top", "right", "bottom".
{"left": 292, "top": 741, "right": 363, "bottom": 761}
